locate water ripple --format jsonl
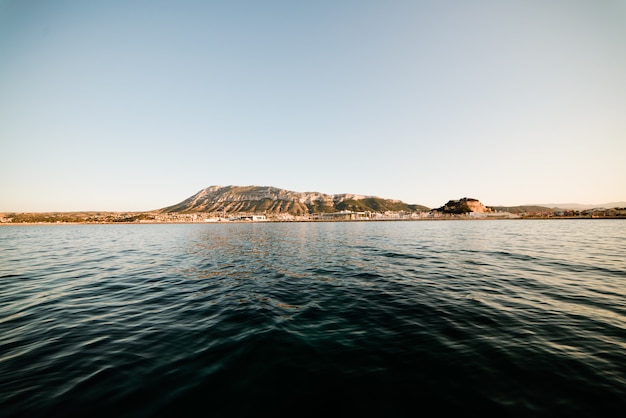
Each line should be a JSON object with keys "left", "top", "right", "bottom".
{"left": 0, "top": 221, "right": 625, "bottom": 416}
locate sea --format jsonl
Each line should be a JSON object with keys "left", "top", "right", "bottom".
{"left": 1, "top": 220, "right": 625, "bottom": 417}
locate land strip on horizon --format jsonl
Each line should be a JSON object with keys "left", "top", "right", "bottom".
{"left": 2, "top": 186, "right": 625, "bottom": 224}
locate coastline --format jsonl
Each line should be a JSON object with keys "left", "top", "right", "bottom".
{"left": 1, "top": 215, "right": 624, "bottom": 226}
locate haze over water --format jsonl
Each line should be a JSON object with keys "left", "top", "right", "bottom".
{"left": 1, "top": 220, "right": 625, "bottom": 417}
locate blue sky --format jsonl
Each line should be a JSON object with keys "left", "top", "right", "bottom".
{"left": 1, "top": 0, "right": 625, "bottom": 211}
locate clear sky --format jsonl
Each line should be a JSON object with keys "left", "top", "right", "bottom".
{"left": 1, "top": 0, "right": 625, "bottom": 211}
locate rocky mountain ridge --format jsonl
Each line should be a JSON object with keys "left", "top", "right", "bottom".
{"left": 160, "top": 185, "right": 430, "bottom": 215}
{"left": 4, "top": 189, "right": 625, "bottom": 223}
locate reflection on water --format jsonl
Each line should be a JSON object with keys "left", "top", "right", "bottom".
{"left": 0, "top": 220, "right": 625, "bottom": 417}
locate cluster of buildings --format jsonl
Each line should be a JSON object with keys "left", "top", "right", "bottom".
{"left": 2, "top": 206, "right": 625, "bottom": 224}
{"left": 135, "top": 210, "right": 437, "bottom": 223}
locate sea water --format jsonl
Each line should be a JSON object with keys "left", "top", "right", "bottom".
{"left": 1, "top": 220, "right": 625, "bottom": 417}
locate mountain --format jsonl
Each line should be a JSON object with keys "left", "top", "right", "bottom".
{"left": 159, "top": 185, "right": 430, "bottom": 215}
{"left": 432, "top": 198, "right": 559, "bottom": 215}
{"left": 489, "top": 205, "right": 554, "bottom": 214}
{"left": 433, "top": 198, "right": 492, "bottom": 214}
{"left": 532, "top": 202, "right": 626, "bottom": 210}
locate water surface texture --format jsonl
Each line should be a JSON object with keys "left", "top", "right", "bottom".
{"left": 1, "top": 220, "right": 625, "bottom": 417}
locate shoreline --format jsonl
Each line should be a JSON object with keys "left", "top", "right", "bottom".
{"left": 2, "top": 216, "right": 624, "bottom": 226}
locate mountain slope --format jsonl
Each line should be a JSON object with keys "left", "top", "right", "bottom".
{"left": 489, "top": 205, "right": 554, "bottom": 214}
{"left": 532, "top": 202, "right": 626, "bottom": 210}
{"left": 433, "top": 198, "right": 492, "bottom": 214}
{"left": 159, "top": 185, "right": 430, "bottom": 215}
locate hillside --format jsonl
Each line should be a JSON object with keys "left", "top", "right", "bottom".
{"left": 159, "top": 185, "right": 430, "bottom": 215}
{"left": 489, "top": 205, "right": 555, "bottom": 214}
{"left": 433, "top": 198, "right": 492, "bottom": 214}
{"left": 534, "top": 202, "right": 626, "bottom": 211}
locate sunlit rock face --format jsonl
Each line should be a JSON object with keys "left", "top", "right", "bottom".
{"left": 159, "top": 185, "right": 430, "bottom": 215}
{"left": 434, "top": 198, "right": 492, "bottom": 214}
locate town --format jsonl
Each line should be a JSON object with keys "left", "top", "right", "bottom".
{"left": 2, "top": 206, "right": 625, "bottom": 224}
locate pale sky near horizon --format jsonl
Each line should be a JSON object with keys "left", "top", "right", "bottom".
{"left": 1, "top": 0, "right": 625, "bottom": 212}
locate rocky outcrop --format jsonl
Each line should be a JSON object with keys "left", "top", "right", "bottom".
{"left": 433, "top": 198, "right": 492, "bottom": 214}
{"left": 159, "top": 185, "right": 430, "bottom": 215}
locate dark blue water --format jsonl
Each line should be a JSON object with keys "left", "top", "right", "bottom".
{"left": 1, "top": 220, "right": 625, "bottom": 417}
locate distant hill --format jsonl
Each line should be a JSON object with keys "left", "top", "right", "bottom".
{"left": 489, "top": 205, "right": 555, "bottom": 214}
{"left": 532, "top": 202, "right": 626, "bottom": 210}
{"left": 159, "top": 185, "right": 430, "bottom": 215}
{"left": 433, "top": 198, "right": 492, "bottom": 214}
{"left": 432, "top": 199, "right": 558, "bottom": 215}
